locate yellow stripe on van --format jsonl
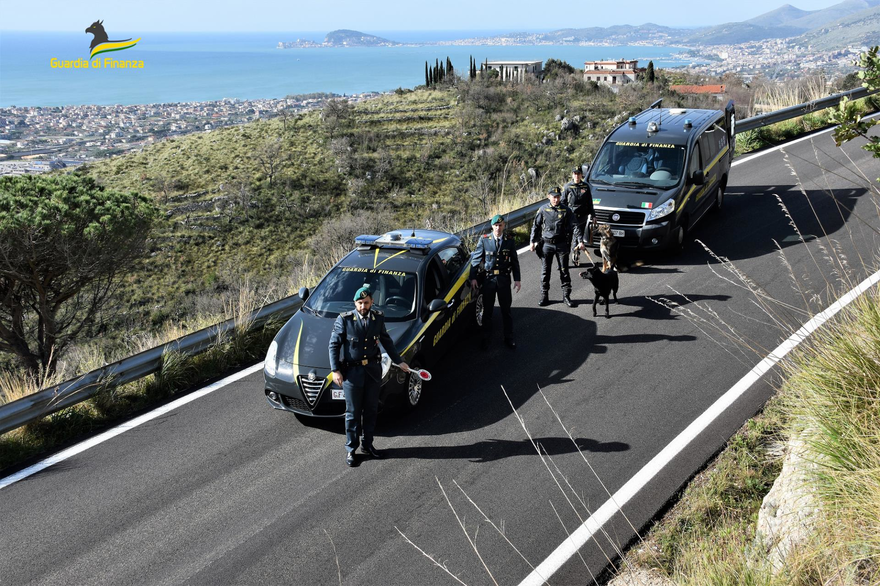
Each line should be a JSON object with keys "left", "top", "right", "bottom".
{"left": 678, "top": 144, "right": 729, "bottom": 211}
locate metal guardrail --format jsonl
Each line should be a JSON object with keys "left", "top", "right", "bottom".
{"left": 736, "top": 86, "right": 877, "bottom": 134}
{"left": 2, "top": 86, "right": 878, "bottom": 435}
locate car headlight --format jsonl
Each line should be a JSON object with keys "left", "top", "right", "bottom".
{"left": 647, "top": 198, "right": 676, "bottom": 221}
{"left": 265, "top": 340, "right": 278, "bottom": 377}
{"left": 380, "top": 351, "right": 392, "bottom": 379}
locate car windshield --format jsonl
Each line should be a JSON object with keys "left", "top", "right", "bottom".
{"left": 590, "top": 141, "right": 686, "bottom": 189}
{"left": 303, "top": 266, "right": 418, "bottom": 321}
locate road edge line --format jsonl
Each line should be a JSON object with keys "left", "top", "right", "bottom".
{"left": 518, "top": 268, "right": 880, "bottom": 585}
{"left": 0, "top": 362, "right": 265, "bottom": 490}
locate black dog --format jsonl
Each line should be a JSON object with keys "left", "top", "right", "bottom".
{"left": 580, "top": 266, "right": 619, "bottom": 317}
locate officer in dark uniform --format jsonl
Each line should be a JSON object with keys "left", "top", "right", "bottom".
{"left": 470, "top": 214, "right": 522, "bottom": 350}
{"left": 530, "top": 186, "right": 583, "bottom": 307}
{"left": 329, "top": 285, "right": 410, "bottom": 467}
{"left": 562, "top": 166, "right": 595, "bottom": 266}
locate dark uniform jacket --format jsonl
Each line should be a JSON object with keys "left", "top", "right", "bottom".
{"left": 329, "top": 309, "right": 404, "bottom": 385}
{"left": 530, "top": 203, "right": 583, "bottom": 245}
{"left": 469, "top": 232, "right": 522, "bottom": 282}
{"left": 562, "top": 180, "right": 595, "bottom": 223}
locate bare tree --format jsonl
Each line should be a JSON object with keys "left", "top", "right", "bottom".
{"left": 321, "top": 98, "right": 353, "bottom": 139}
{"left": 255, "top": 137, "right": 288, "bottom": 187}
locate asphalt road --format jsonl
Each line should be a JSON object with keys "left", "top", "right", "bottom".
{"left": 2, "top": 126, "right": 879, "bottom": 586}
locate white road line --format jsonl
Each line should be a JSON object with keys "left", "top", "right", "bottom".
{"left": 519, "top": 272, "right": 880, "bottom": 586}
{"left": 0, "top": 362, "right": 265, "bottom": 490}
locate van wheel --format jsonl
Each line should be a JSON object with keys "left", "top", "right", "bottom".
{"left": 670, "top": 222, "right": 688, "bottom": 255}
{"left": 713, "top": 179, "right": 726, "bottom": 212}
{"left": 404, "top": 360, "right": 425, "bottom": 409}
{"left": 474, "top": 292, "right": 485, "bottom": 328}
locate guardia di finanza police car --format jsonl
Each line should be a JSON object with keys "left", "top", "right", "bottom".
{"left": 263, "top": 230, "right": 476, "bottom": 417}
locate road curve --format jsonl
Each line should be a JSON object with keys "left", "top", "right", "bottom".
{"left": 2, "top": 126, "right": 879, "bottom": 586}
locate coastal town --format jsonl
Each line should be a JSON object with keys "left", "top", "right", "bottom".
{"left": 0, "top": 92, "right": 382, "bottom": 176}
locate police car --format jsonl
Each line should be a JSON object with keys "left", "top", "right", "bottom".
{"left": 263, "top": 229, "right": 476, "bottom": 417}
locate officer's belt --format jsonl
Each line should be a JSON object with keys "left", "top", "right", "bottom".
{"left": 344, "top": 357, "right": 381, "bottom": 367}
{"left": 487, "top": 269, "right": 511, "bottom": 276}
{"left": 543, "top": 236, "right": 569, "bottom": 244}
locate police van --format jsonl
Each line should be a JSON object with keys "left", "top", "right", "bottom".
{"left": 586, "top": 99, "right": 735, "bottom": 251}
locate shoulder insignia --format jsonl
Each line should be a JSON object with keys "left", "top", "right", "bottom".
{"left": 339, "top": 310, "right": 354, "bottom": 318}
{"left": 482, "top": 234, "right": 490, "bottom": 238}
{"left": 371, "top": 309, "right": 384, "bottom": 317}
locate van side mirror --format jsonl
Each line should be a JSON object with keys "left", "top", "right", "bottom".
{"left": 427, "top": 298, "right": 447, "bottom": 313}
{"left": 690, "top": 170, "right": 705, "bottom": 186}
{"left": 298, "top": 287, "right": 310, "bottom": 301}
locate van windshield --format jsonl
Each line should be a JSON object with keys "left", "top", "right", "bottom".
{"left": 303, "top": 267, "right": 418, "bottom": 322}
{"left": 590, "top": 142, "right": 686, "bottom": 189}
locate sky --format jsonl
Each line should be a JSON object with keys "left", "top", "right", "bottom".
{"left": 0, "top": 0, "right": 850, "bottom": 32}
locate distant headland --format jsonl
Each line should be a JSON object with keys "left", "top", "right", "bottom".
{"left": 278, "top": 29, "right": 402, "bottom": 48}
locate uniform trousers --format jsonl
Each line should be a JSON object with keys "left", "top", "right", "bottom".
{"left": 343, "top": 368, "right": 381, "bottom": 452}
{"left": 541, "top": 241, "right": 572, "bottom": 293}
{"left": 481, "top": 274, "right": 513, "bottom": 341}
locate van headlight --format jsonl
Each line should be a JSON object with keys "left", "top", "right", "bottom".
{"left": 381, "top": 351, "right": 392, "bottom": 379}
{"left": 265, "top": 340, "right": 278, "bottom": 377}
{"left": 647, "top": 198, "right": 676, "bottom": 221}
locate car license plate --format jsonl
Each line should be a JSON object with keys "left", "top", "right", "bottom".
{"left": 612, "top": 229, "right": 625, "bottom": 237}
{"left": 332, "top": 388, "right": 344, "bottom": 400}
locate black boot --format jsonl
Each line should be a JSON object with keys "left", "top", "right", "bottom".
{"left": 563, "top": 291, "right": 576, "bottom": 308}
{"left": 538, "top": 291, "right": 549, "bottom": 306}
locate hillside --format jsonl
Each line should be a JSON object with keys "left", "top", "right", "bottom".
{"left": 794, "top": 4, "right": 880, "bottom": 50}
{"left": 744, "top": 4, "right": 815, "bottom": 27}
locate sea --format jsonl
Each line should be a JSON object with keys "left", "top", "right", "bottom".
{"left": 0, "top": 30, "right": 693, "bottom": 107}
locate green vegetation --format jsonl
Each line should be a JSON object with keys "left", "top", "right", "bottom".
{"left": 0, "top": 174, "right": 157, "bottom": 375}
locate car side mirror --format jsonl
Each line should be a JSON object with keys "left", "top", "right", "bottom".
{"left": 298, "top": 286, "right": 310, "bottom": 302}
{"left": 427, "top": 298, "right": 447, "bottom": 313}
{"left": 690, "top": 170, "right": 705, "bottom": 186}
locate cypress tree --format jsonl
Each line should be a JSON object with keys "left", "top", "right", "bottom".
{"left": 646, "top": 60, "right": 655, "bottom": 83}
{"left": 447, "top": 56, "right": 453, "bottom": 78}
{"left": 425, "top": 61, "right": 430, "bottom": 87}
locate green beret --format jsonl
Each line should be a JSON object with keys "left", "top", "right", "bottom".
{"left": 353, "top": 285, "right": 372, "bottom": 302}
{"left": 491, "top": 214, "right": 504, "bottom": 225}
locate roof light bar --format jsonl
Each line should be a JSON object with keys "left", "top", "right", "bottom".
{"left": 354, "top": 234, "right": 433, "bottom": 250}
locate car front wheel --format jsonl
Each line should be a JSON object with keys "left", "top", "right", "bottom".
{"left": 404, "top": 360, "right": 425, "bottom": 409}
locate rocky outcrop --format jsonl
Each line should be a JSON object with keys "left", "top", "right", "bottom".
{"left": 755, "top": 438, "right": 819, "bottom": 573}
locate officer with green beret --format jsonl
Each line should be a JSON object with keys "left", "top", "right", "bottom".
{"left": 329, "top": 285, "right": 410, "bottom": 467}
{"left": 470, "top": 214, "right": 521, "bottom": 349}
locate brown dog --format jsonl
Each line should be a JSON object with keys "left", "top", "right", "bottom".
{"left": 596, "top": 224, "right": 619, "bottom": 272}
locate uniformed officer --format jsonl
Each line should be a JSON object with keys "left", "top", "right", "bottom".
{"left": 562, "top": 166, "right": 595, "bottom": 266}
{"left": 469, "top": 214, "right": 522, "bottom": 350}
{"left": 329, "top": 285, "right": 410, "bottom": 467}
{"left": 530, "top": 186, "right": 583, "bottom": 307}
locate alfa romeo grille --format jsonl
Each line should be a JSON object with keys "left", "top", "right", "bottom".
{"left": 297, "top": 376, "right": 326, "bottom": 406}
{"left": 594, "top": 209, "right": 646, "bottom": 226}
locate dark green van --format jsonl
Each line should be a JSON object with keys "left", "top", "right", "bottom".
{"left": 586, "top": 99, "right": 736, "bottom": 251}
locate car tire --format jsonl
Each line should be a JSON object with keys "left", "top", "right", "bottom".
{"left": 474, "top": 291, "right": 485, "bottom": 329}
{"left": 403, "top": 359, "right": 426, "bottom": 410}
